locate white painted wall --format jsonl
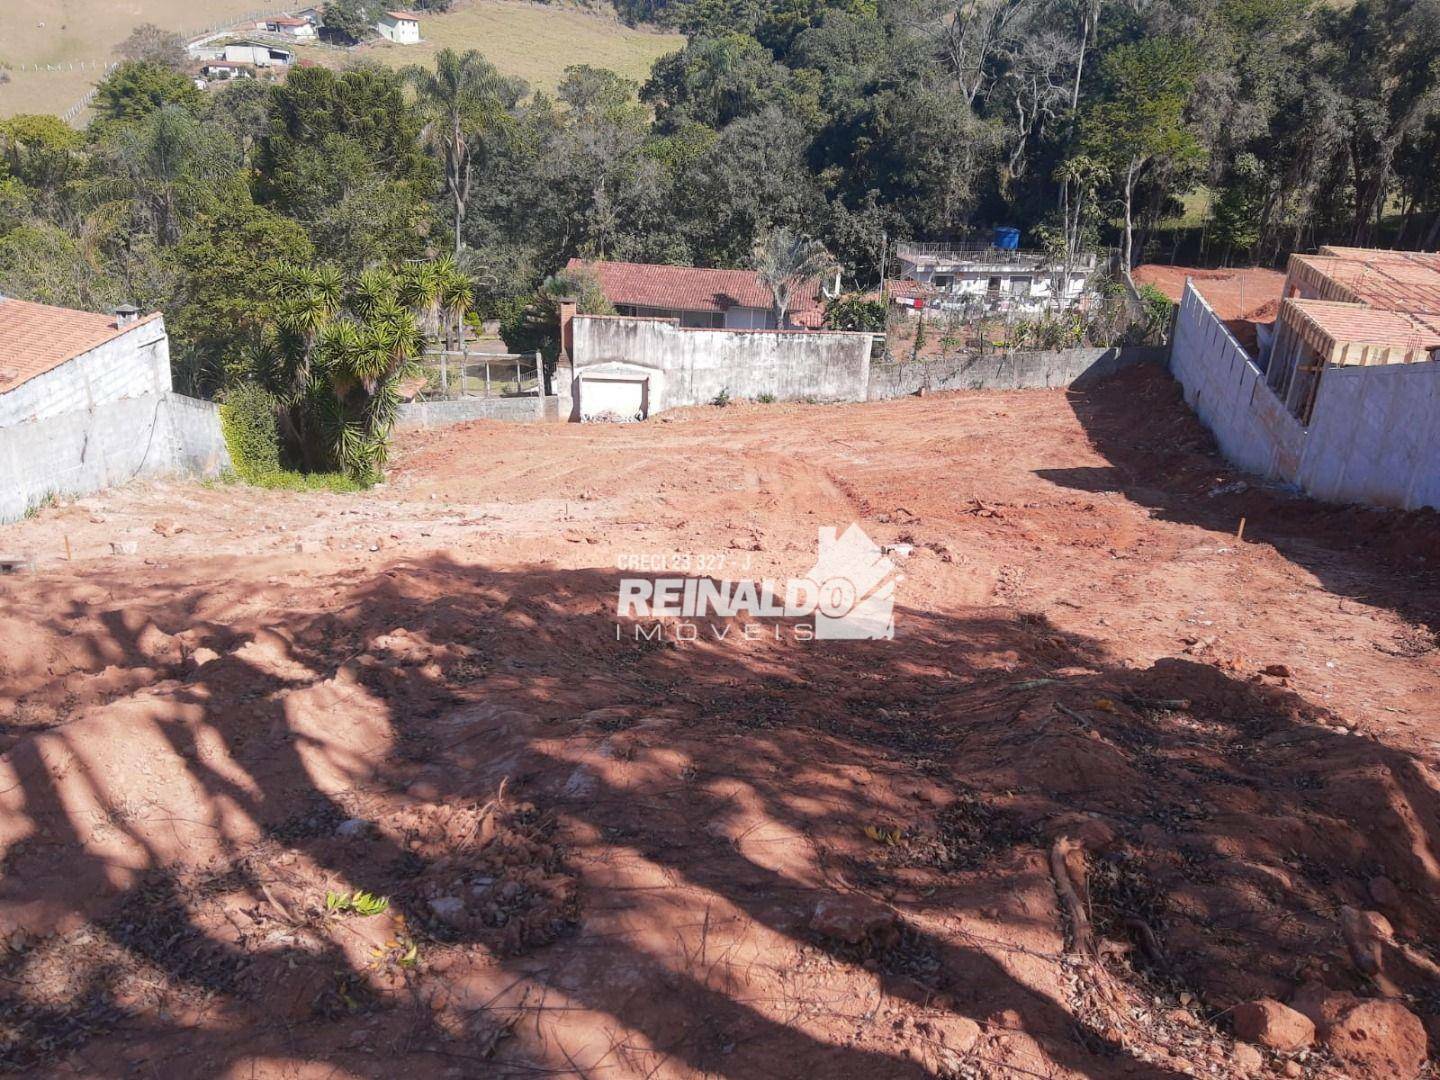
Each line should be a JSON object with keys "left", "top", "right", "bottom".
{"left": 565, "top": 316, "right": 871, "bottom": 418}
{"left": 377, "top": 16, "right": 421, "bottom": 43}
{"left": 1169, "top": 280, "right": 1440, "bottom": 511}
{"left": 0, "top": 316, "right": 172, "bottom": 428}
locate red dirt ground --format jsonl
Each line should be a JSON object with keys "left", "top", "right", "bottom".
{"left": 1, "top": 365, "right": 1438, "bottom": 1078}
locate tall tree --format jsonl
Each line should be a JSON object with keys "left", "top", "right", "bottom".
{"left": 404, "top": 49, "right": 525, "bottom": 261}
{"left": 114, "top": 23, "right": 189, "bottom": 70}
{"left": 1082, "top": 37, "right": 1204, "bottom": 267}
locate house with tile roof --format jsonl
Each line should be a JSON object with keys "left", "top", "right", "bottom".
{"left": 0, "top": 298, "right": 170, "bottom": 427}
{"left": 566, "top": 258, "right": 836, "bottom": 330}
{"left": 257, "top": 15, "right": 317, "bottom": 37}
{"left": 1265, "top": 246, "right": 1440, "bottom": 422}
{"left": 0, "top": 297, "right": 229, "bottom": 520}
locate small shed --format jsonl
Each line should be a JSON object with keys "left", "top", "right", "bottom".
{"left": 576, "top": 362, "right": 658, "bottom": 422}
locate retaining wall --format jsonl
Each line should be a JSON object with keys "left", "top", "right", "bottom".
{"left": 395, "top": 396, "right": 545, "bottom": 428}
{"left": 0, "top": 392, "right": 230, "bottom": 522}
{"left": 1169, "top": 280, "right": 1440, "bottom": 511}
{"left": 867, "top": 346, "right": 1164, "bottom": 399}
{"left": 1169, "top": 285, "right": 1304, "bottom": 481}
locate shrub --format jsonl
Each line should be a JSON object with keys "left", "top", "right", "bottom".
{"left": 824, "top": 294, "right": 886, "bottom": 332}
{"left": 757, "top": 392, "right": 776, "bottom": 403}
{"left": 711, "top": 387, "right": 731, "bottom": 407}
{"left": 219, "top": 382, "right": 282, "bottom": 481}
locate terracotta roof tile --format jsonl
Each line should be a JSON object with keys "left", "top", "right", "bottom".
{"left": 0, "top": 297, "right": 160, "bottom": 395}
{"left": 1291, "top": 251, "right": 1440, "bottom": 316}
{"left": 1285, "top": 299, "right": 1440, "bottom": 350}
{"left": 567, "top": 259, "right": 825, "bottom": 322}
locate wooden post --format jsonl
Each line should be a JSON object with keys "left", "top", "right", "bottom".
{"left": 439, "top": 349, "right": 448, "bottom": 397}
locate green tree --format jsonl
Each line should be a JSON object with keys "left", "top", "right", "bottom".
{"left": 168, "top": 186, "right": 315, "bottom": 395}
{"left": 322, "top": 0, "right": 376, "bottom": 44}
{"left": 92, "top": 61, "right": 202, "bottom": 128}
{"left": 104, "top": 104, "right": 236, "bottom": 247}
{"left": 404, "top": 49, "right": 525, "bottom": 261}
{"left": 0, "top": 115, "right": 84, "bottom": 208}
{"left": 1082, "top": 38, "right": 1204, "bottom": 267}
{"left": 823, "top": 293, "right": 885, "bottom": 331}
{"left": 254, "top": 261, "right": 426, "bottom": 477}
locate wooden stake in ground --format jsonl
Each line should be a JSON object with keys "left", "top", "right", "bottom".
{"left": 1236, "top": 516, "right": 1247, "bottom": 541}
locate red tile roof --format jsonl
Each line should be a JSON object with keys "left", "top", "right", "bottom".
{"left": 1286, "top": 299, "right": 1440, "bottom": 350}
{"left": 567, "top": 259, "right": 826, "bottom": 323}
{"left": 0, "top": 297, "right": 160, "bottom": 395}
{"left": 1291, "top": 250, "right": 1440, "bottom": 316}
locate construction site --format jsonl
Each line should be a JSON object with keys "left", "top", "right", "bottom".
{"left": 1, "top": 359, "right": 1438, "bottom": 1078}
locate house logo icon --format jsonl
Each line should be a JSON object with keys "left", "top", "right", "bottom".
{"left": 803, "top": 524, "right": 897, "bottom": 640}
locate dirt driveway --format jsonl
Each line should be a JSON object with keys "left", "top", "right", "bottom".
{"left": 1, "top": 366, "right": 1437, "bottom": 1078}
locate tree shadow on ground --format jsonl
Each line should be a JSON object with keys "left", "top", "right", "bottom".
{"left": 0, "top": 550, "right": 1437, "bottom": 1077}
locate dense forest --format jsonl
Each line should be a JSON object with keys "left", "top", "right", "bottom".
{"left": 0, "top": 0, "right": 1437, "bottom": 465}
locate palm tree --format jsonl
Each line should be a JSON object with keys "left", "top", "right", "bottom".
{"left": 753, "top": 228, "right": 838, "bottom": 329}
{"left": 434, "top": 258, "right": 473, "bottom": 353}
{"left": 404, "top": 50, "right": 524, "bottom": 262}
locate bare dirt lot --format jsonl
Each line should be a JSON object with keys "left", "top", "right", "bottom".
{"left": 1, "top": 366, "right": 1438, "bottom": 1078}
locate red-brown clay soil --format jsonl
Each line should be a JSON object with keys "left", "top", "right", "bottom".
{"left": 1, "top": 365, "right": 1438, "bottom": 1079}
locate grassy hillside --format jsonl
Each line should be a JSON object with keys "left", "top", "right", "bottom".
{"left": 0, "top": 0, "right": 266, "bottom": 118}
{"left": 0, "top": 0, "right": 683, "bottom": 120}
{"left": 323, "top": 2, "right": 684, "bottom": 91}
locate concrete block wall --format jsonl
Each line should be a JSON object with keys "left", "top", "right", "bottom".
{"left": 394, "top": 395, "right": 545, "bottom": 428}
{"left": 0, "top": 317, "right": 171, "bottom": 428}
{"left": 1169, "top": 280, "right": 1440, "bottom": 511}
{"left": 1169, "top": 284, "right": 1304, "bottom": 481}
{"left": 1299, "top": 360, "right": 1440, "bottom": 510}
{"left": 570, "top": 316, "right": 873, "bottom": 415}
{"left": 868, "top": 346, "right": 1164, "bottom": 399}
{"left": 0, "top": 392, "right": 229, "bottom": 522}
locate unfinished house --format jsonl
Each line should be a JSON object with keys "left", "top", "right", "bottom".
{"left": 1265, "top": 247, "right": 1440, "bottom": 422}
{"left": 566, "top": 259, "right": 834, "bottom": 330}
{"left": 893, "top": 242, "right": 1097, "bottom": 314}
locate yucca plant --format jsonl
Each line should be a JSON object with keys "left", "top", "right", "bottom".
{"left": 253, "top": 259, "right": 427, "bottom": 478}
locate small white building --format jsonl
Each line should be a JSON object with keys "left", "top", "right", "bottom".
{"left": 256, "top": 15, "right": 317, "bottom": 38}
{"left": 0, "top": 297, "right": 231, "bottom": 520}
{"left": 893, "top": 243, "right": 1097, "bottom": 315}
{"left": 220, "top": 40, "right": 294, "bottom": 66}
{"left": 376, "top": 10, "right": 423, "bottom": 43}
